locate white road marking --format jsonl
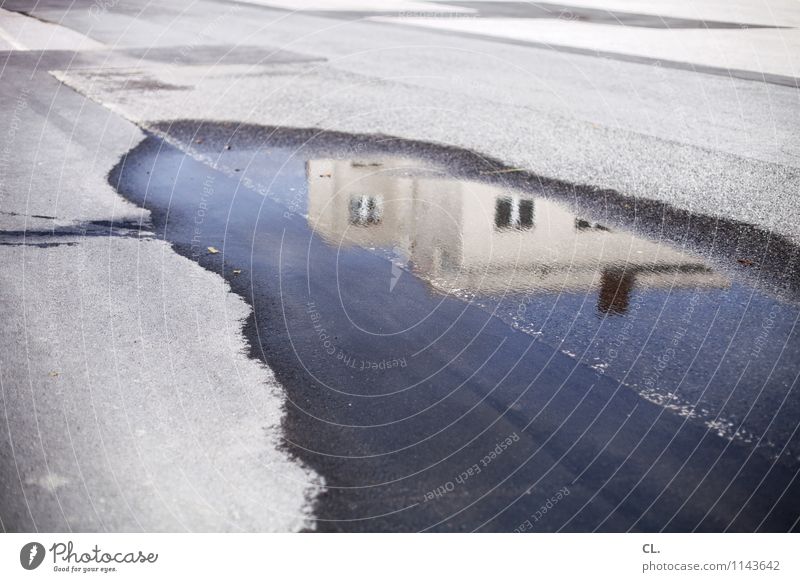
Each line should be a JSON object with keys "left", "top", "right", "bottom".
{"left": 516, "top": 0, "right": 800, "bottom": 28}
{"left": 372, "top": 16, "right": 800, "bottom": 78}
{"left": 0, "top": 7, "right": 104, "bottom": 52}
{"left": 0, "top": 16, "right": 26, "bottom": 50}
{"left": 233, "top": 1, "right": 800, "bottom": 80}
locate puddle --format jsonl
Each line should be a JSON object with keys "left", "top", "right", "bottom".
{"left": 302, "top": 156, "right": 766, "bottom": 440}
{"left": 111, "top": 122, "right": 800, "bottom": 531}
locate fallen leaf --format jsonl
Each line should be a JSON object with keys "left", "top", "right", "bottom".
{"left": 195, "top": 138, "right": 204, "bottom": 144}
{"left": 479, "top": 168, "right": 526, "bottom": 175}
{"left": 48, "top": 371, "right": 59, "bottom": 377}
{"left": 737, "top": 258, "right": 754, "bottom": 266}
{"left": 207, "top": 246, "right": 220, "bottom": 254}
{"left": 232, "top": 269, "right": 242, "bottom": 275}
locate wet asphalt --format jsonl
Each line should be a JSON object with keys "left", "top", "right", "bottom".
{"left": 109, "top": 121, "right": 800, "bottom": 532}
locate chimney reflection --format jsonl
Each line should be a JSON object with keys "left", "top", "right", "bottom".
{"left": 305, "top": 157, "right": 728, "bottom": 312}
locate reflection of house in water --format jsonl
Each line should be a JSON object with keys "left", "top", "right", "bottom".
{"left": 306, "top": 157, "right": 728, "bottom": 314}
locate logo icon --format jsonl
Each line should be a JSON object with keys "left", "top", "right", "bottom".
{"left": 20, "top": 542, "right": 45, "bottom": 570}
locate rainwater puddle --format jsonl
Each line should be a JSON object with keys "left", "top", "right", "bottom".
{"left": 210, "top": 137, "right": 798, "bottom": 458}
{"left": 111, "top": 123, "right": 800, "bottom": 531}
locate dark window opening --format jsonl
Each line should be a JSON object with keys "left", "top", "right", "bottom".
{"left": 495, "top": 196, "right": 534, "bottom": 230}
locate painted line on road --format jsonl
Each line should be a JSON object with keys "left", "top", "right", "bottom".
{"left": 0, "top": 23, "right": 27, "bottom": 51}
{"left": 218, "top": 0, "right": 800, "bottom": 88}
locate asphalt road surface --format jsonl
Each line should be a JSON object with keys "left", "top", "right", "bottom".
{"left": 1, "top": 0, "right": 799, "bottom": 532}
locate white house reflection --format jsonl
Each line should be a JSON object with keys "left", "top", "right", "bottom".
{"left": 306, "top": 157, "right": 728, "bottom": 314}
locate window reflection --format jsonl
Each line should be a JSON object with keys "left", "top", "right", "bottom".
{"left": 349, "top": 195, "right": 383, "bottom": 226}
{"left": 495, "top": 196, "right": 534, "bottom": 231}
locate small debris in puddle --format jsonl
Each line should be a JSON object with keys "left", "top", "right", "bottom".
{"left": 207, "top": 246, "right": 220, "bottom": 254}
